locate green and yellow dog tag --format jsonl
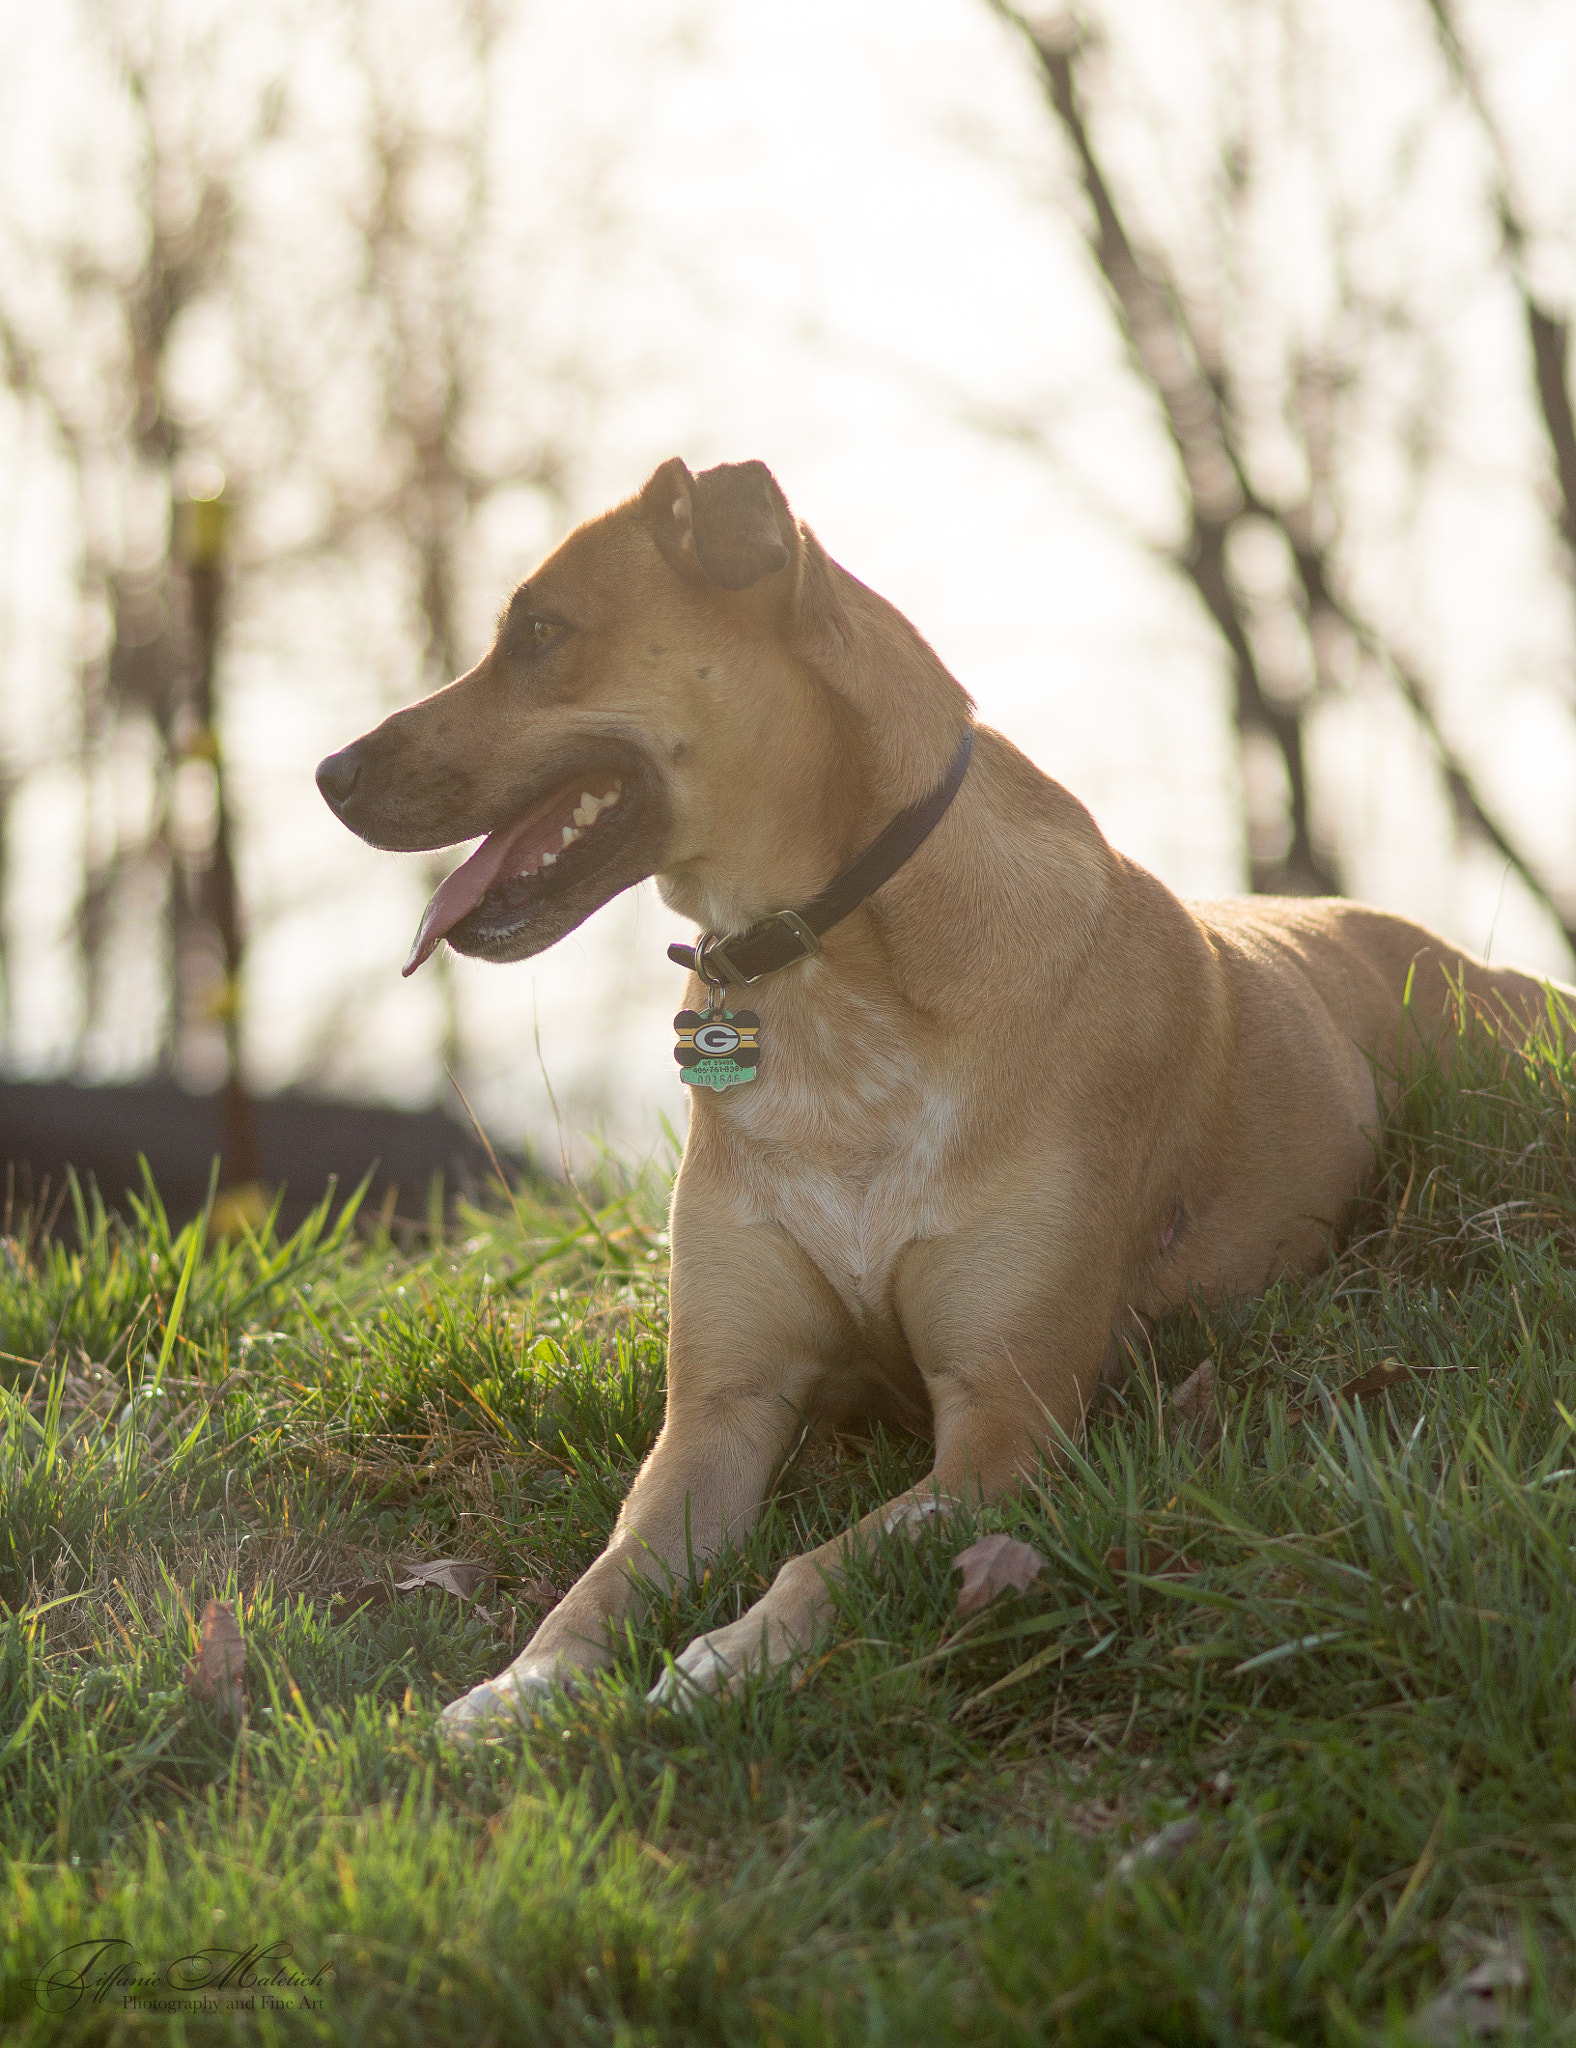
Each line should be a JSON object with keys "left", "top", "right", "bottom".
{"left": 674, "top": 1009, "right": 761, "bottom": 1092}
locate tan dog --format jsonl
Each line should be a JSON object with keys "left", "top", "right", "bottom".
{"left": 316, "top": 457, "right": 1569, "bottom": 1736}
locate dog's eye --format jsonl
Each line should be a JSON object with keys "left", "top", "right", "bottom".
{"left": 498, "top": 600, "right": 570, "bottom": 666}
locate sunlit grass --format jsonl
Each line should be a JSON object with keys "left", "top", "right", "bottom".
{"left": 2, "top": 1001, "right": 1575, "bottom": 2041}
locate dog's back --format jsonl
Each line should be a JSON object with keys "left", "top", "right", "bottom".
{"left": 1158, "top": 895, "right": 1571, "bottom": 1296}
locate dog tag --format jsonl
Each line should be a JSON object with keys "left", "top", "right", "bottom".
{"left": 673, "top": 1008, "right": 760, "bottom": 1092}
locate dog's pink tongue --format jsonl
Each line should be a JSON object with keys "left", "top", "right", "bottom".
{"left": 403, "top": 817, "right": 543, "bottom": 977}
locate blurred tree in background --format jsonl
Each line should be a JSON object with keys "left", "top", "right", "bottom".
{"left": 0, "top": 5, "right": 277, "bottom": 1157}
{"left": 0, "top": 0, "right": 636, "bottom": 1161}
{"left": 990, "top": 0, "right": 1576, "bottom": 940}
{"left": 0, "top": 0, "right": 1572, "bottom": 1159}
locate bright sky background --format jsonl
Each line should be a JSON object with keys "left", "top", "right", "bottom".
{"left": 1, "top": 0, "right": 1574, "bottom": 1166}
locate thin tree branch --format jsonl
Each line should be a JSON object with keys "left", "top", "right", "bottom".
{"left": 1422, "top": 0, "right": 1576, "bottom": 569}
{"left": 990, "top": 0, "right": 1576, "bottom": 947}
{"left": 1291, "top": 549, "right": 1576, "bottom": 952}
{"left": 992, "top": 2, "right": 1333, "bottom": 893}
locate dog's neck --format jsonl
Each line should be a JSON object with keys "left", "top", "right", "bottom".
{"left": 656, "top": 548, "right": 978, "bottom": 940}
{"left": 654, "top": 716, "right": 967, "bottom": 941}
{"left": 664, "top": 730, "right": 975, "bottom": 990}
{"left": 665, "top": 722, "right": 1113, "bottom": 1025}
{"left": 826, "top": 728, "right": 1114, "bottom": 1015}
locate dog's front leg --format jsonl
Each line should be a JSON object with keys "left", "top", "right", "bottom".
{"left": 649, "top": 1236, "right": 1117, "bottom": 1706}
{"left": 440, "top": 1209, "right": 846, "bottom": 1738}
{"left": 644, "top": 1414, "right": 1075, "bottom": 1708}
{"left": 645, "top": 1481, "right": 966, "bottom": 1706}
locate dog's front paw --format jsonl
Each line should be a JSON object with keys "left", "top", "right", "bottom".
{"left": 648, "top": 1631, "right": 743, "bottom": 1708}
{"left": 648, "top": 1609, "right": 811, "bottom": 1709}
{"left": 438, "top": 1667, "right": 553, "bottom": 1743}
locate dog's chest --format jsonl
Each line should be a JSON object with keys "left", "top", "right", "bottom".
{"left": 711, "top": 988, "right": 967, "bottom": 1325}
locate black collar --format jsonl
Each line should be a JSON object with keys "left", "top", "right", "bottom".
{"left": 668, "top": 725, "right": 975, "bottom": 987}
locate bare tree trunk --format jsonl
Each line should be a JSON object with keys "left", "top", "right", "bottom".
{"left": 182, "top": 495, "right": 256, "bottom": 1182}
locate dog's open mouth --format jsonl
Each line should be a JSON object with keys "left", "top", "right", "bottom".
{"left": 404, "top": 773, "right": 629, "bottom": 975}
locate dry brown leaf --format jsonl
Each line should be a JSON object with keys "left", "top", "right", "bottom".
{"left": 183, "top": 1598, "right": 247, "bottom": 1721}
{"left": 1291, "top": 1357, "right": 1415, "bottom": 1422}
{"left": 1337, "top": 1357, "right": 1414, "bottom": 1403}
{"left": 393, "top": 1559, "right": 495, "bottom": 1601}
{"left": 328, "top": 1578, "right": 390, "bottom": 1623}
{"left": 1103, "top": 1542, "right": 1197, "bottom": 1580}
{"left": 1169, "top": 1358, "right": 1220, "bottom": 1451}
{"left": 952, "top": 1534, "right": 1047, "bottom": 1617}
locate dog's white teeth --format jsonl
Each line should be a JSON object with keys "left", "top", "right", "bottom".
{"left": 561, "top": 825, "right": 582, "bottom": 848}
{"left": 541, "top": 851, "right": 557, "bottom": 867}
{"left": 577, "top": 788, "right": 620, "bottom": 825}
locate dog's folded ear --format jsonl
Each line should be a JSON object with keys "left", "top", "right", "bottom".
{"left": 640, "top": 458, "right": 793, "bottom": 591}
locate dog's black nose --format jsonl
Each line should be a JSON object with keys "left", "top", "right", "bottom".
{"left": 316, "top": 745, "right": 363, "bottom": 815}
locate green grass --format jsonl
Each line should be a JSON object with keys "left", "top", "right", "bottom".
{"left": 3, "top": 998, "right": 1576, "bottom": 2044}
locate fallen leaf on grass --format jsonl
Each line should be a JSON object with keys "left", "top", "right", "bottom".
{"left": 183, "top": 1599, "right": 247, "bottom": 1721}
{"left": 393, "top": 1559, "right": 495, "bottom": 1601}
{"left": 1410, "top": 1948, "right": 1528, "bottom": 2044}
{"left": 1291, "top": 1357, "right": 1415, "bottom": 1422}
{"left": 952, "top": 1535, "right": 1047, "bottom": 1616}
{"left": 1102, "top": 1542, "right": 1196, "bottom": 1580}
{"left": 1169, "top": 1358, "right": 1219, "bottom": 1451}
{"left": 328, "top": 1561, "right": 503, "bottom": 1625}
{"left": 328, "top": 1579, "right": 390, "bottom": 1623}
{"left": 1338, "top": 1357, "right": 1414, "bottom": 1403}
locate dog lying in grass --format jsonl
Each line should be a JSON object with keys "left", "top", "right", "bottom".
{"left": 316, "top": 457, "right": 1571, "bottom": 1737}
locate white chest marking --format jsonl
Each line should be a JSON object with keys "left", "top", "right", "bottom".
{"left": 720, "top": 1016, "right": 968, "bottom": 1326}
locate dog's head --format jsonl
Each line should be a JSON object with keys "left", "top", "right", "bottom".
{"left": 316, "top": 458, "right": 969, "bottom": 972}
